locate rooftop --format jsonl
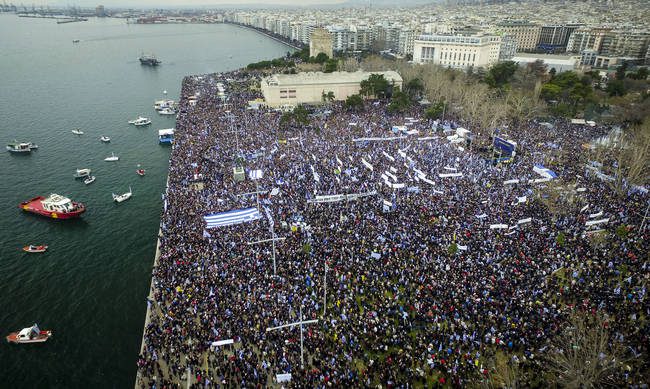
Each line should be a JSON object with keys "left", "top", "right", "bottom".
{"left": 265, "top": 71, "right": 403, "bottom": 86}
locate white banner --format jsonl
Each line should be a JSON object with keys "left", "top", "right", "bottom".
{"left": 439, "top": 173, "right": 463, "bottom": 178}
{"left": 382, "top": 151, "right": 395, "bottom": 162}
{"left": 585, "top": 218, "right": 609, "bottom": 226}
{"left": 503, "top": 179, "right": 519, "bottom": 185}
{"left": 361, "top": 158, "right": 373, "bottom": 171}
{"left": 490, "top": 224, "right": 509, "bottom": 229}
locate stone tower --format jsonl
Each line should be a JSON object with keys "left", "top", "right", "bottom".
{"left": 310, "top": 28, "right": 333, "bottom": 58}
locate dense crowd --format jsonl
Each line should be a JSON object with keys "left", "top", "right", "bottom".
{"left": 136, "top": 70, "right": 649, "bottom": 388}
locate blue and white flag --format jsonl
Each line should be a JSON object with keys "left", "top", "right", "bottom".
{"left": 204, "top": 208, "right": 261, "bottom": 228}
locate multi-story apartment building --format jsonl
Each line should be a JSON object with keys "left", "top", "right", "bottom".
{"left": 499, "top": 35, "right": 518, "bottom": 61}
{"left": 537, "top": 24, "right": 583, "bottom": 52}
{"left": 566, "top": 27, "right": 611, "bottom": 53}
{"left": 413, "top": 33, "right": 502, "bottom": 69}
{"left": 600, "top": 30, "right": 650, "bottom": 61}
{"left": 495, "top": 20, "right": 540, "bottom": 52}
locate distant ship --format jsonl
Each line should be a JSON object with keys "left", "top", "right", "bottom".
{"left": 139, "top": 54, "right": 161, "bottom": 66}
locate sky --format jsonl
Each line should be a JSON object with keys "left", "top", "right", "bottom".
{"left": 55, "top": 0, "right": 350, "bottom": 7}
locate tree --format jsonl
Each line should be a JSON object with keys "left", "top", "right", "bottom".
{"left": 425, "top": 101, "right": 445, "bottom": 120}
{"left": 544, "top": 312, "right": 631, "bottom": 388}
{"left": 404, "top": 78, "right": 424, "bottom": 100}
{"left": 387, "top": 91, "right": 411, "bottom": 113}
{"left": 360, "top": 73, "right": 390, "bottom": 98}
{"left": 323, "top": 58, "right": 338, "bottom": 73}
{"left": 345, "top": 94, "right": 364, "bottom": 111}
{"left": 312, "top": 52, "right": 329, "bottom": 64}
{"left": 321, "top": 91, "right": 335, "bottom": 103}
{"left": 606, "top": 79, "right": 627, "bottom": 97}
{"left": 485, "top": 61, "right": 518, "bottom": 88}
{"left": 615, "top": 62, "right": 628, "bottom": 80}
{"left": 279, "top": 105, "right": 310, "bottom": 129}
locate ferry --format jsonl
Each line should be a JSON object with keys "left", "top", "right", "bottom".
{"left": 6, "top": 324, "right": 52, "bottom": 344}
{"left": 19, "top": 193, "right": 86, "bottom": 219}
{"left": 7, "top": 141, "right": 38, "bottom": 153}
{"left": 23, "top": 245, "right": 48, "bottom": 253}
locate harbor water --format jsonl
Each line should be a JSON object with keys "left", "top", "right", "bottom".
{"left": 0, "top": 14, "right": 291, "bottom": 388}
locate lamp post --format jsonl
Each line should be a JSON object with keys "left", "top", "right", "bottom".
{"left": 265, "top": 305, "right": 318, "bottom": 369}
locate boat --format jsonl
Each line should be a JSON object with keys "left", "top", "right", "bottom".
{"left": 158, "top": 128, "right": 174, "bottom": 144}
{"left": 158, "top": 107, "right": 176, "bottom": 115}
{"left": 23, "top": 245, "right": 48, "bottom": 253}
{"left": 7, "top": 141, "right": 37, "bottom": 153}
{"left": 112, "top": 187, "right": 132, "bottom": 203}
{"left": 139, "top": 54, "right": 161, "bottom": 66}
{"left": 104, "top": 152, "right": 119, "bottom": 162}
{"left": 128, "top": 116, "right": 151, "bottom": 126}
{"left": 136, "top": 169, "right": 145, "bottom": 176}
{"left": 72, "top": 39, "right": 80, "bottom": 43}
{"left": 154, "top": 99, "right": 175, "bottom": 111}
{"left": 73, "top": 168, "right": 91, "bottom": 179}
{"left": 6, "top": 324, "right": 52, "bottom": 344}
{"left": 100, "top": 136, "right": 110, "bottom": 142}
{"left": 71, "top": 129, "right": 84, "bottom": 135}
{"left": 84, "top": 176, "right": 96, "bottom": 185}
{"left": 19, "top": 193, "right": 86, "bottom": 219}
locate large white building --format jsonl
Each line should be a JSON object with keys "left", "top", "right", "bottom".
{"left": 413, "top": 34, "right": 502, "bottom": 69}
{"left": 260, "top": 71, "right": 403, "bottom": 107}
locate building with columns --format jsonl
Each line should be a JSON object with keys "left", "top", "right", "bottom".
{"left": 413, "top": 34, "right": 502, "bottom": 69}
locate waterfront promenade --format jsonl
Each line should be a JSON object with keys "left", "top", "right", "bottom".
{"left": 135, "top": 70, "right": 648, "bottom": 388}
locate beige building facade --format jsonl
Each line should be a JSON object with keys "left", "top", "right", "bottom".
{"left": 496, "top": 21, "right": 541, "bottom": 52}
{"left": 260, "top": 71, "right": 403, "bottom": 107}
{"left": 413, "top": 34, "right": 501, "bottom": 69}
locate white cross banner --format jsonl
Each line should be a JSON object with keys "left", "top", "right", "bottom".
{"left": 204, "top": 208, "right": 262, "bottom": 228}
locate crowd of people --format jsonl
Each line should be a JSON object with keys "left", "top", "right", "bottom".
{"left": 136, "top": 69, "right": 648, "bottom": 388}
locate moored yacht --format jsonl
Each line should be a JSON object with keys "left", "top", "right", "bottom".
{"left": 158, "top": 107, "right": 176, "bottom": 115}
{"left": 100, "top": 136, "right": 110, "bottom": 142}
{"left": 104, "top": 152, "right": 119, "bottom": 162}
{"left": 73, "top": 168, "right": 91, "bottom": 179}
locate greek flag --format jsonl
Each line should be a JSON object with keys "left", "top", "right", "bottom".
{"left": 204, "top": 208, "right": 261, "bottom": 228}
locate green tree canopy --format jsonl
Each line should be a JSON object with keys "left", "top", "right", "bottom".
{"left": 345, "top": 94, "right": 364, "bottom": 111}
{"left": 485, "top": 61, "right": 518, "bottom": 88}
{"left": 387, "top": 91, "right": 411, "bottom": 113}
{"left": 360, "top": 73, "right": 390, "bottom": 98}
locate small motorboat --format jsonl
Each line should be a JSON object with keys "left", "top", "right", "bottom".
{"left": 7, "top": 141, "right": 37, "bottom": 153}
{"left": 71, "top": 129, "right": 84, "bottom": 135}
{"left": 112, "top": 186, "right": 132, "bottom": 203}
{"left": 73, "top": 168, "right": 92, "bottom": 179}
{"left": 154, "top": 99, "right": 174, "bottom": 110}
{"left": 128, "top": 116, "right": 151, "bottom": 126}
{"left": 23, "top": 245, "right": 48, "bottom": 253}
{"left": 136, "top": 169, "right": 145, "bottom": 176}
{"left": 104, "top": 152, "right": 119, "bottom": 162}
{"left": 84, "top": 176, "right": 96, "bottom": 185}
{"left": 6, "top": 324, "right": 52, "bottom": 344}
{"left": 100, "top": 136, "right": 110, "bottom": 143}
{"left": 158, "top": 107, "right": 176, "bottom": 116}
{"left": 72, "top": 39, "right": 80, "bottom": 43}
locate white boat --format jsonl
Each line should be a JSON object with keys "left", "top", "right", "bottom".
{"left": 158, "top": 107, "right": 176, "bottom": 116}
{"left": 7, "top": 141, "right": 37, "bottom": 153}
{"left": 6, "top": 324, "right": 52, "bottom": 344}
{"left": 104, "top": 152, "right": 119, "bottom": 162}
{"left": 112, "top": 186, "right": 132, "bottom": 203}
{"left": 71, "top": 129, "right": 84, "bottom": 135}
{"left": 128, "top": 116, "right": 152, "bottom": 126}
{"left": 154, "top": 99, "right": 175, "bottom": 111}
{"left": 84, "top": 176, "right": 96, "bottom": 185}
{"left": 73, "top": 168, "right": 92, "bottom": 178}
{"left": 100, "top": 136, "right": 110, "bottom": 142}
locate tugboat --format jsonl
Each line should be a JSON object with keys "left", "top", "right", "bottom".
{"left": 6, "top": 324, "right": 52, "bottom": 344}
{"left": 19, "top": 193, "right": 86, "bottom": 219}
{"left": 23, "top": 245, "right": 48, "bottom": 253}
{"left": 139, "top": 53, "right": 161, "bottom": 66}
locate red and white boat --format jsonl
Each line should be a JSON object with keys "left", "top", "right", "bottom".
{"left": 136, "top": 169, "right": 146, "bottom": 176}
{"left": 6, "top": 324, "right": 52, "bottom": 344}
{"left": 23, "top": 245, "right": 48, "bottom": 253}
{"left": 19, "top": 194, "right": 86, "bottom": 219}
